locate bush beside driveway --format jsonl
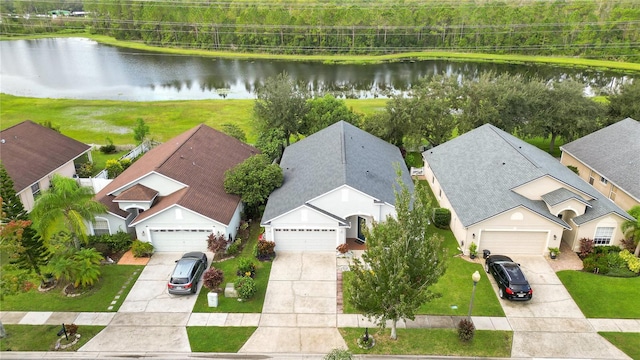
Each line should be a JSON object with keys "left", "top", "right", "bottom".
{"left": 557, "top": 270, "right": 640, "bottom": 318}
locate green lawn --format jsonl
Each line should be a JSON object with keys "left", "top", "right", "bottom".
{"left": 339, "top": 328, "right": 512, "bottom": 357}
{"left": 90, "top": 149, "right": 128, "bottom": 174}
{"left": 0, "top": 325, "right": 105, "bottom": 351}
{"left": 342, "top": 224, "right": 504, "bottom": 317}
{"left": 599, "top": 332, "right": 640, "bottom": 360}
{"left": 192, "top": 222, "right": 273, "bottom": 313}
{"left": 557, "top": 270, "right": 640, "bottom": 318}
{"left": 187, "top": 326, "right": 257, "bottom": 352}
{"left": 0, "top": 265, "right": 142, "bottom": 312}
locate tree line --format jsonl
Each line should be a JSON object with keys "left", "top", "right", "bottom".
{"left": 253, "top": 71, "right": 640, "bottom": 162}
{"left": 1, "top": 0, "right": 639, "bottom": 61}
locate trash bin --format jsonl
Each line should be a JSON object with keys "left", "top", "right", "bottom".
{"left": 483, "top": 249, "right": 491, "bottom": 259}
{"left": 207, "top": 292, "right": 218, "bottom": 307}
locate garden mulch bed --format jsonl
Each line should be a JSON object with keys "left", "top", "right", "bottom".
{"left": 117, "top": 249, "right": 150, "bottom": 265}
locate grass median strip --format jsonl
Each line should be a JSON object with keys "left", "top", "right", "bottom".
{"left": 339, "top": 327, "right": 512, "bottom": 357}
{"left": 187, "top": 326, "right": 257, "bottom": 353}
{"left": 0, "top": 325, "right": 105, "bottom": 351}
{"left": 598, "top": 332, "right": 640, "bottom": 360}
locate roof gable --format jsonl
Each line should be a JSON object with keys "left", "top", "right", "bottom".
{"left": 262, "top": 121, "right": 413, "bottom": 223}
{"left": 96, "top": 124, "right": 258, "bottom": 225}
{"left": 423, "top": 124, "right": 632, "bottom": 227}
{"left": 0, "top": 120, "right": 91, "bottom": 191}
{"left": 560, "top": 118, "right": 640, "bottom": 201}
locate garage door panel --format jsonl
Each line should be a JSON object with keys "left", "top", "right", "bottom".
{"left": 150, "top": 230, "right": 211, "bottom": 252}
{"left": 479, "top": 231, "right": 547, "bottom": 255}
{"left": 274, "top": 228, "right": 336, "bottom": 252}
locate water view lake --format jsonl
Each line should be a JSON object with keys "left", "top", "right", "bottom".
{"left": 0, "top": 37, "right": 632, "bottom": 101}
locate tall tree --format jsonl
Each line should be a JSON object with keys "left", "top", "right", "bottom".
{"left": 361, "top": 107, "right": 407, "bottom": 147}
{"left": 622, "top": 205, "right": 640, "bottom": 257}
{"left": 301, "top": 95, "right": 362, "bottom": 136}
{"left": 30, "top": 175, "right": 107, "bottom": 249}
{"left": 348, "top": 180, "right": 447, "bottom": 340}
{"left": 404, "top": 75, "right": 462, "bottom": 147}
{"left": 527, "top": 79, "right": 606, "bottom": 153}
{"left": 0, "top": 162, "right": 28, "bottom": 222}
{"left": 254, "top": 71, "right": 310, "bottom": 150}
{"left": 224, "top": 154, "right": 284, "bottom": 216}
{"left": 220, "top": 123, "right": 247, "bottom": 143}
{"left": 608, "top": 80, "right": 640, "bottom": 122}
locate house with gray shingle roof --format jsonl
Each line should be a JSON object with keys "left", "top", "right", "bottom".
{"left": 0, "top": 120, "right": 91, "bottom": 212}
{"left": 93, "top": 124, "right": 258, "bottom": 252}
{"left": 560, "top": 117, "right": 640, "bottom": 211}
{"left": 261, "top": 121, "right": 413, "bottom": 252}
{"left": 422, "top": 124, "right": 633, "bottom": 256}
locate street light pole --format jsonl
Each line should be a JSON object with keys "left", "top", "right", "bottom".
{"left": 467, "top": 270, "right": 481, "bottom": 320}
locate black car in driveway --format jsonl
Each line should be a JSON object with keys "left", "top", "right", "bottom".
{"left": 168, "top": 252, "right": 208, "bottom": 295}
{"left": 485, "top": 254, "right": 533, "bottom": 301}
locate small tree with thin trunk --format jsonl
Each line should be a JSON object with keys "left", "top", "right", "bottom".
{"left": 348, "top": 177, "right": 447, "bottom": 340}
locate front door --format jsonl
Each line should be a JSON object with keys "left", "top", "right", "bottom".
{"left": 357, "top": 216, "right": 366, "bottom": 243}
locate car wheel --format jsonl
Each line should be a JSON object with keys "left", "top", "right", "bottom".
{"left": 499, "top": 288, "right": 504, "bottom": 299}
{"left": 484, "top": 263, "right": 489, "bottom": 273}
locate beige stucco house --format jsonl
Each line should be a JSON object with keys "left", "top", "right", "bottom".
{"left": 0, "top": 120, "right": 91, "bottom": 211}
{"left": 422, "top": 124, "right": 633, "bottom": 256}
{"left": 560, "top": 117, "right": 639, "bottom": 211}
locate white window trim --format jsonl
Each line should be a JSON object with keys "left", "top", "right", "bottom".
{"left": 593, "top": 226, "right": 614, "bottom": 245}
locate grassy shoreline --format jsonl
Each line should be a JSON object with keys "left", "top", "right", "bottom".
{"left": 2, "top": 32, "right": 639, "bottom": 72}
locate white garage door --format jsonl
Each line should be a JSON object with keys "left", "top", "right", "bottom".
{"left": 479, "top": 231, "right": 547, "bottom": 255}
{"left": 149, "top": 229, "right": 211, "bottom": 252}
{"left": 274, "top": 228, "right": 336, "bottom": 252}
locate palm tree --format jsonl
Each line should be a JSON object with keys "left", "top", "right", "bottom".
{"left": 621, "top": 205, "right": 640, "bottom": 257}
{"left": 30, "top": 175, "right": 107, "bottom": 249}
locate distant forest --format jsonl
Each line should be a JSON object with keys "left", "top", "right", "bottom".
{"left": 2, "top": 0, "right": 639, "bottom": 61}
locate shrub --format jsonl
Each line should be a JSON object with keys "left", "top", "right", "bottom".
{"left": 64, "top": 323, "right": 78, "bottom": 336}
{"left": 469, "top": 242, "right": 478, "bottom": 257}
{"left": 100, "top": 138, "right": 117, "bottom": 154}
{"left": 105, "top": 159, "right": 124, "bottom": 179}
{"left": 433, "top": 208, "right": 451, "bottom": 229}
{"left": 336, "top": 243, "right": 349, "bottom": 254}
{"left": 567, "top": 165, "right": 579, "bottom": 175}
{"left": 235, "top": 276, "right": 256, "bottom": 300}
{"left": 620, "top": 238, "right": 638, "bottom": 253}
{"left": 202, "top": 267, "right": 224, "bottom": 291}
{"left": 237, "top": 258, "right": 256, "bottom": 277}
{"left": 620, "top": 250, "right": 640, "bottom": 274}
{"left": 457, "top": 318, "right": 475, "bottom": 342}
{"left": 579, "top": 238, "right": 594, "bottom": 258}
{"left": 236, "top": 221, "right": 250, "bottom": 243}
{"left": 104, "top": 231, "right": 133, "bottom": 253}
{"left": 120, "top": 158, "right": 132, "bottom": 170}
{"left": 207, "top": 233, "right": 228, "bottom": 254}
{"left": 132, "top": 241, "right": 154, "bottom": 257}
{"left": 226, "top": 241, "right": 241, "bottom": 256}
{"left": 256, "top": 239, "right": 276, "bottom": 260}
{"left": 593, "top": 245, "right": 621, "bottom": 255}
{"left": 324, "top": 348, "right": 353, "bottom": 360}
{"left": 76, "top": 162, "right": 94, "bottom": 178}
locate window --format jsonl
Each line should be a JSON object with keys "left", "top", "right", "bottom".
{"left": 31, "top": 183, "right": 41, "bottom": 198}
{"left": 93, "top": 218, "right": 110, "bottom": 236}
{"left": 609, "top": 186, "right": 617, "bottom": 201}
{"left": 600, "top": 176, "right": 608, "bottom": 185}
{"left": 588, "top": 170, "right": 595, "bottom": 185}
{"left": 594, "top": 227, "right": 614, "bottom": 245}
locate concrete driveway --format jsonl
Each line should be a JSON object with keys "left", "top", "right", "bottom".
{"left": 119, "top": 252, "right": 211, "bottom": 313}
{"left": 491, "top": 255, "right": 630, "bottom": 359}
{"left": 240, "top": 252, "right": 347, "bottom": 354}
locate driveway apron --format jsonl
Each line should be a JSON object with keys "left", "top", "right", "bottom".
{"left": 80, "top": 252, "right": 210, "bottom": 353}
{"left": 240, "top": 252, "right": 347, "bottom": 354}
{"left": 499, "top": 255, "right": 630, "bottom": 359}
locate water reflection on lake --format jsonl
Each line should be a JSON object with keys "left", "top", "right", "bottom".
{"left": 0, "top": 38, "right": 632, "bottom": 101}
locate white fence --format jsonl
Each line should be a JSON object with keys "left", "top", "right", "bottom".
{"left": 93, "top": 140, "right": 159, "bottom": 179}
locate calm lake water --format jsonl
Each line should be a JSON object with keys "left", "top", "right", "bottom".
{"left": 0, "top": 37, "right": 633, "bottom": 101}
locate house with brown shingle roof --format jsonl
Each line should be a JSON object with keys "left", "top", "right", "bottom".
{"left": 93, "top": 124, "right": 259, "bottom": 252}
{"left": 0, "top": 120, "right": 91, "bottom": 211}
